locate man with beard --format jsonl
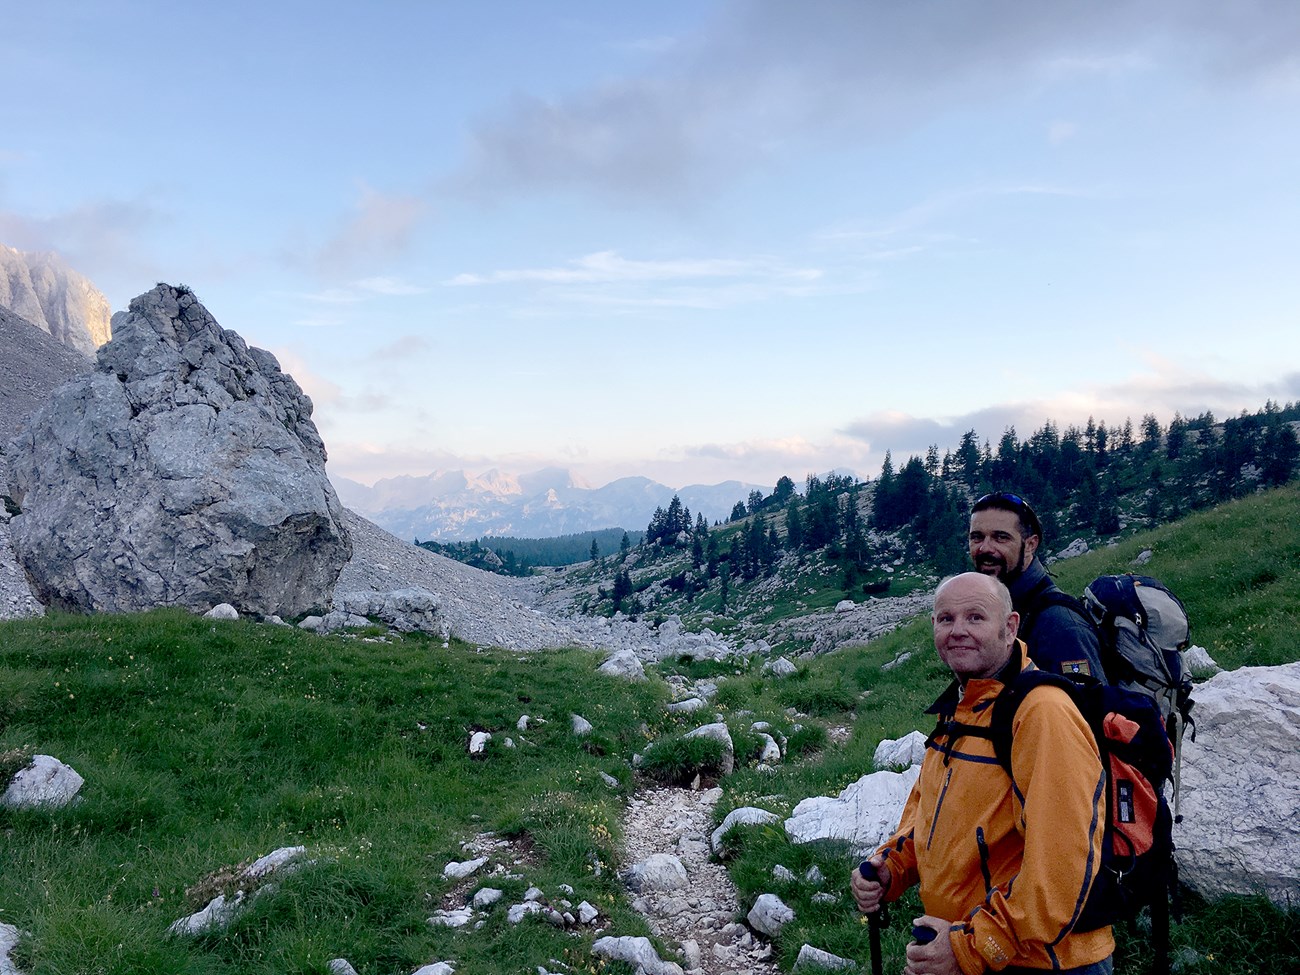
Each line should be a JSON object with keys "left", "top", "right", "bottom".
{"left": 968, "top": 492, "right": 1106, "bottom": 680}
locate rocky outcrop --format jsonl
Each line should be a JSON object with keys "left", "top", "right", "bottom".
{"left": 1174, "top": 662, "right": 1300, "bottom": 909}
{"left": 5, "top": 284, "right": 351, "bottom": 618}
{"left": 0, "top": 244, "right": 111, "bottom": 355}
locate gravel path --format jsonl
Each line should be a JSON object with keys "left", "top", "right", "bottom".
{"left": 620, "top": 786, "right": 781, "bottom": 975}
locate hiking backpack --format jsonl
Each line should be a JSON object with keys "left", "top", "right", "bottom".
{"left": 983, "top": 672, "right": 1177, "bottom": 934}
{"left": 1081, "top": 574, "right": 1195, "bottom": 770}
{"left": 1000, "top": 573, "right": 1193, "bottom": 973}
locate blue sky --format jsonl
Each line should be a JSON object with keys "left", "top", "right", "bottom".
{"left": 4, "top": 1, "right": 1299, "bottom": 490}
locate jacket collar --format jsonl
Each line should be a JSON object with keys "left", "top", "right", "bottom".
{"left": 924, "top": 640, "right": 1030, "bottom": 717}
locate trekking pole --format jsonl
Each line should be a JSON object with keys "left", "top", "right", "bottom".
{"left": 858, "top": 861, "right": 889, "bottom": 975}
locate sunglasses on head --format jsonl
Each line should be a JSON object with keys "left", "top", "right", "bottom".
{"left": 973, "top": 492, "right": 1042, "bottom": 537}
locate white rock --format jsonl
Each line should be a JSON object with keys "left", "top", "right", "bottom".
{"left": 794, "top": 944, "right": 857, "bottom": 971}
{"left": 1, "top": 754, "right": 84, "bottom": 810}
{"left": 204, "top": 603, "right": 239, "bottom": 620}
{"left": 785, "top": 766, "right": 921, "bottom": 855}
{"left": 625, "top": 853, "right": 689, "bottom": 893}
{"left": 772, "top": 864, "right": 796, "bottom": 883}
{"left": 468, "top": 731, "right": 491, "bottom": 755}
{"left": 443, "top": 857, "right": 488, "bottom": 879}
{"left": 411, "top": 964, "right": 456, "bottom": 975}
{"left": 756, "top": 732, "right": 782, "bottom": 764}
{"left": 873, "top": 730, "right": 928, "bottom": 769}
{"left": 523, "top": 886, "right": 544, "bottom": 902}
{"left": 1184, "top": 645, "right": 1221, "bottom": 675}
{"left": 666, "top": 697, "right": 707, "bottom": 714}
{"left": 327, "top": 960, "right": 359, "bottom": 975}
{"left": 472, "top": 887, "right": 503, "bottom": 908}
{"left": 577, "top": 900, "right": 599, "bottom": 924}
{"left": 168, "top": 892, "right": 244, "bottom": 936}
{"left": 428, "top": 907, "right": 474, "bottom": 928}
{"left": 1174, "top": 662, "right": 1300, "bottom": 908}
{"left": 591, "top": 935, "right": 685, "bottom": 975}
{"left": 571, "top": 714, "right": 594, "bottom": 736}
{"left": 834, "top": 600, "right": 855, "bottom": 613}
{"left": 747, "top": 893, "right": 795, "bottom": 937}
{"left": 507, "top": 901, "right": 545, "bottom": 924}
{"left": 245, "top": 846, "right": 306, "bottom": 880}
{"left": 1, "top": 922, "right": 26, "bottom": 975}
{"left": 761, "top": 656, "right": 798, "bottom": 678}
{"left": 598, "top": 647, "right": 647, "bottom": 681}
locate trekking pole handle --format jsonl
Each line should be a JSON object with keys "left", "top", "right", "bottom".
{"left": 857, "top": 860, "right": 890, "bottom": 925}
{"left": 912, "top": 924, "right": 938, "bottom": 944}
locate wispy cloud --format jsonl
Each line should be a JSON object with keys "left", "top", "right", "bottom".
{"left": 311, "top": 183, "right": 428, "bottom": 278}
{"left": 447, "top": 249, "right": 819, "bottom": 286}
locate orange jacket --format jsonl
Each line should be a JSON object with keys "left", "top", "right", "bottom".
{"left": 876, "top": 643, "right": 1114, "bottom": 973}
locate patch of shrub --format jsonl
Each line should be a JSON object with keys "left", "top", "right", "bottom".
{"left": 638, "top": 733, "right": 728, "bottom": 785}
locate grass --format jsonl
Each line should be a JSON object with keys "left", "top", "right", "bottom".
{"left": 0, "top": 611, "right": 666, "bottom": 974}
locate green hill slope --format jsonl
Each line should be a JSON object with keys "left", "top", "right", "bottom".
{"left": 1, "top": 485, "right": 1296, "bottom": 974}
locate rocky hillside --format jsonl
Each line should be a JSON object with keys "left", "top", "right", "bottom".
{"left": 0, "top": 305, "right": 92, "bottom": 443}
{"left": 0, "top": 244, "right": 112, "bottom": 356}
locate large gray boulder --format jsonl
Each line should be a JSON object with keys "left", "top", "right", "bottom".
{"left": 1174, "top": 662, "right": 1300, "bottom": 908}
{"left": 6, "top": 284, "right": 351, "bottom": 617}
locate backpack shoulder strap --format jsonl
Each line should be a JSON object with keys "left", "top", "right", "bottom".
{"left": 1019, "top": 576, "right": 1095, "bottom": 639}
{"left": 986, "top": 669, "right": 1082, "bottom": 772}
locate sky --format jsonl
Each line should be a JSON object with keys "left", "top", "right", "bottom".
{"left": 4, "top": 0, "right": 1299, "bottom": 492}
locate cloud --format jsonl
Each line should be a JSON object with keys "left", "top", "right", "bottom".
{"left": 450, "top": 1, "right": 1300, "bottom": 207}
{"left": 368, "top": 335, "right": 432, "bottom": 361}
{"left": 1048, "top": 120, "right": 1079, "bottom": 145}
{"left": 0, "top": 197, "right": 162, "bottom": 291}
{"left": 446, "top": 250, "right": 768, "bottom": 286}
{"left": 443, "top": 249, "right": 831, "bottom": 312}
{"left": 311, "top": 183, "right": 428, "bottom": 277}
{"left": 839, "top": 366, "right": 1300, "bottom": 464}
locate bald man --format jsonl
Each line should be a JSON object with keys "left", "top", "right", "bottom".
{"left": 851, "top": 573, "right": 1113, "bottom": 975}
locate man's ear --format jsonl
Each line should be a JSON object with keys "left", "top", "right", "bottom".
{"left": 1006, "top": 611, "right": 1020, "bottom": 642}
{"left": 1023, "top": 533, "right": 1040, "bottom": 561}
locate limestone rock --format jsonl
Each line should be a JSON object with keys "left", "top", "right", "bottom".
{"left": 624, "top": 853, "right": 689, "bottom": 893}
{"left": 1, "top": 754, "right": 84, "bottom": 810}
{"left": 794, "top": 944, "right": 857, "bottom": 971}
{"left": 598, "top": 647, "right": 647, "bottom": 681}
{"left": 873, "top": 730, "right": 928, "bottom": 769}
{"left": 761, "top": 655, "right": 798, "bottom": 678}
{"left": 590, "top": 935, "right": 684, "bottom": 975}
{"left": 0, "top": 922, "right": 22, "bottom": 975}
{"left": 1174, "top": 662, "right": 1300, "bottom": 908}
{"left": 204, "top": 603, "right": 239, "bottom": 620}
{"left": 6, "top": 284, "right": 351, "bottom": 617}
{"left": 710, "top": 806, "right": 781, "bottom": 854}
{"left": 784, "top": 765, "right": 921, "bottom": 855}
{"left": 747, "top": 893, "right": 795, "bottom": 937}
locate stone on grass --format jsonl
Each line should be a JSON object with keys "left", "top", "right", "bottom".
{"left": 591, "top": 935, "right": 684, "bottom": 975}
{"left": 710, "top": 806, "right": 781, "bottom": 854}
{"left": 1, "top": 755, "right": 84, "bottom": 810}
{"left": 784, "top": 766, "right": 921, "bottom": 856}
{"left": 747, "top": 893, "right": 795, "bottom": 937}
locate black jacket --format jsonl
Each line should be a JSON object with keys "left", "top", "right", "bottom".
{"left": 1008, "top": 558, "right": 1107, "bottom": 681}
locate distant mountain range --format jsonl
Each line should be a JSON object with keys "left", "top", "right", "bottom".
{"left": 331, "top": 468, "right": 766, "bottom": 542}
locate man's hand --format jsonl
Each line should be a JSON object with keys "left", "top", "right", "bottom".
{"left": 850, "top": 855, "right": 891, "bottom": 913}
{"left": 904, "top": 915, "right": 960, "bottom": 975}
